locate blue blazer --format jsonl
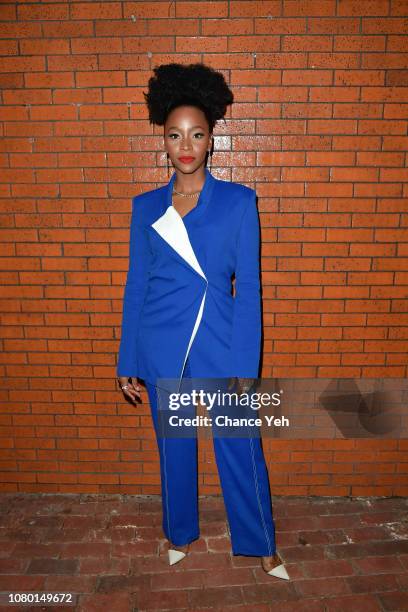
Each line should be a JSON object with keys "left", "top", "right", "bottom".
{"left": 117, "top": 167, "right": 261, "bottom": 388}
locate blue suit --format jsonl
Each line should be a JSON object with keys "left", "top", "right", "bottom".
{"left": 117, "top": 168, "right": 276, "bottom": 555}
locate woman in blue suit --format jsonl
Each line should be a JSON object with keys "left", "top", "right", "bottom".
{"left": 117, "top": 63, "right": 289, "bottom": 580}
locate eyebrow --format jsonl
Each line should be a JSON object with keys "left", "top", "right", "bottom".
{"left": 166, "top": 125, "right": 205, "bottom": 130}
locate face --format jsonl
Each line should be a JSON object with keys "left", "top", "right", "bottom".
{"left": 163, "top": 105, "right": 213, "bottom": 174}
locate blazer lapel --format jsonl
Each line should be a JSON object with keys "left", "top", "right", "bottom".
{"left": 151, "top": 205, "right": 206, "bottom": 279}
{"left": 150, "top": 167, "right": 215, "bottom": 280}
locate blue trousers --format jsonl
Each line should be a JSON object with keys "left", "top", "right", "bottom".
{"left": 145, "top": 359, "right": 276, "bottom": 556}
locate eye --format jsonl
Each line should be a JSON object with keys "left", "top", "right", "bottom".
{"left": 194, "top": 132, "right": 204, "bottom": 138}
{"left": 168, "top": 133, "right": 179, "bottom": 139}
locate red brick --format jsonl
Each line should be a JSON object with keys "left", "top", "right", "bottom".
{"left": 188, "top": 584, "right": 243, "bottom": 606}
{"left": 378, "top": 591, "right": 408, "bottom": 610}
{"left": 323, "top": 593, "right": 384, "bottom": 611}
{"left": 296, "top": 576, "right": 348, "bottom": 597}
{"left": 303, "top": 559, "right": 355, "bottom": 578}
{"left": 338, "top": 0, "right": 389, "bottom": 15}
{"left": 346, "top": 573, "right": 400, "bottom": 593}
{"left": 284, "top": 1, "right": 336, "bottom": 17}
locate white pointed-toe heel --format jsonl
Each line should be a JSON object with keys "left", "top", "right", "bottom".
{"left": 168, "top": 548, "right": 187, "bottom": 565}
{"left": 262, "top": 553, "right": 290, "bottom": 580}
{"left": 267, "top": 563, "right": 290, "bottom": 580}
{"left": 168, "top": 542, "right": 189, "bottom": 566}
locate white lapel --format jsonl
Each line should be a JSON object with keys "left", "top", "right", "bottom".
{"left": 151, "top": 205, "right": 207, "bottom": 280}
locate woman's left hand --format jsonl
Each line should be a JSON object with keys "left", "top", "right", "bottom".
{"left": 228, "top": 377, "right": 254, "bottom": 395}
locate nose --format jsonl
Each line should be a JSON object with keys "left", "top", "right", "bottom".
{"left": 180, "top": 136, "right": 192, "bottom": 150}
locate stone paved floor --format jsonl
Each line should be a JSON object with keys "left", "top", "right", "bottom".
{"left": 0, "top": 494, "right": 407, "bottom": 611}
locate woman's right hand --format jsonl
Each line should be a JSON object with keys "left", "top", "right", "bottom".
{"left": 118, "top": 376, "right": 142, "bottom": 404}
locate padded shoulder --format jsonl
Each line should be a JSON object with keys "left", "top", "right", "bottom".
{"left": 131, "top": 184, "right": 167, "bottom": 224}
{"left": 215, "top": 176, "right": 255, "bottom": 200}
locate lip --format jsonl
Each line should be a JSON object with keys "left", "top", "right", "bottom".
{"left": 178, "top": 157, "right": 196, "bottom": 163}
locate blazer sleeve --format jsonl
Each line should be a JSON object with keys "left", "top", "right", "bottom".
{"left": 230, "top": 189, "right": 262, "bottom": 378}
{"left": 116, "top": 196, "right": 152, "bottom": 378}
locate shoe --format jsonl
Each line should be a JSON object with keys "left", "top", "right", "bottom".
{"left": 262, "top": 552, "right": 290, "bottom": 580}
{"left": 168, "top": 543, "right": 189, "bottom": 566}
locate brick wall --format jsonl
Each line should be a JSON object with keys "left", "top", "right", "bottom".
{"left": 1, "top": 0, "right": 407, "bottom": 496}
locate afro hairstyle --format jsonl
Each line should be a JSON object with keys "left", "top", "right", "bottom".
{"left": 143, "top": 62, "right": 234, "bottom": 133}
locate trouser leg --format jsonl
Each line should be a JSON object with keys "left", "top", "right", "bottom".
{"left": 145, "top": 359, "right": 199, "bottom": 546}
{"left": 211, "top": 390, "right": 276, "bottom": 556}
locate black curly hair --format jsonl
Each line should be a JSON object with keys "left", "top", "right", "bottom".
{"left": 143, "top": 62, "right": 234, "bottom": 133}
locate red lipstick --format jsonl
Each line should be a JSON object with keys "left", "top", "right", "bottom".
{"left": 178, "top": 157, "right": 196, "bottom": 163}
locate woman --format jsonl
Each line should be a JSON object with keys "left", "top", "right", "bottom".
{"left": 116, "top": 63, "right": 289, "bottom": 580}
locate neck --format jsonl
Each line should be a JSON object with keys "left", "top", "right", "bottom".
{"left": 173, "top": 165, "right": 206, "bottom": 194}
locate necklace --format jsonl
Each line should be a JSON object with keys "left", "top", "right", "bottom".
{"left": 173, "top": 187, "right": 201, "bottom": 197}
